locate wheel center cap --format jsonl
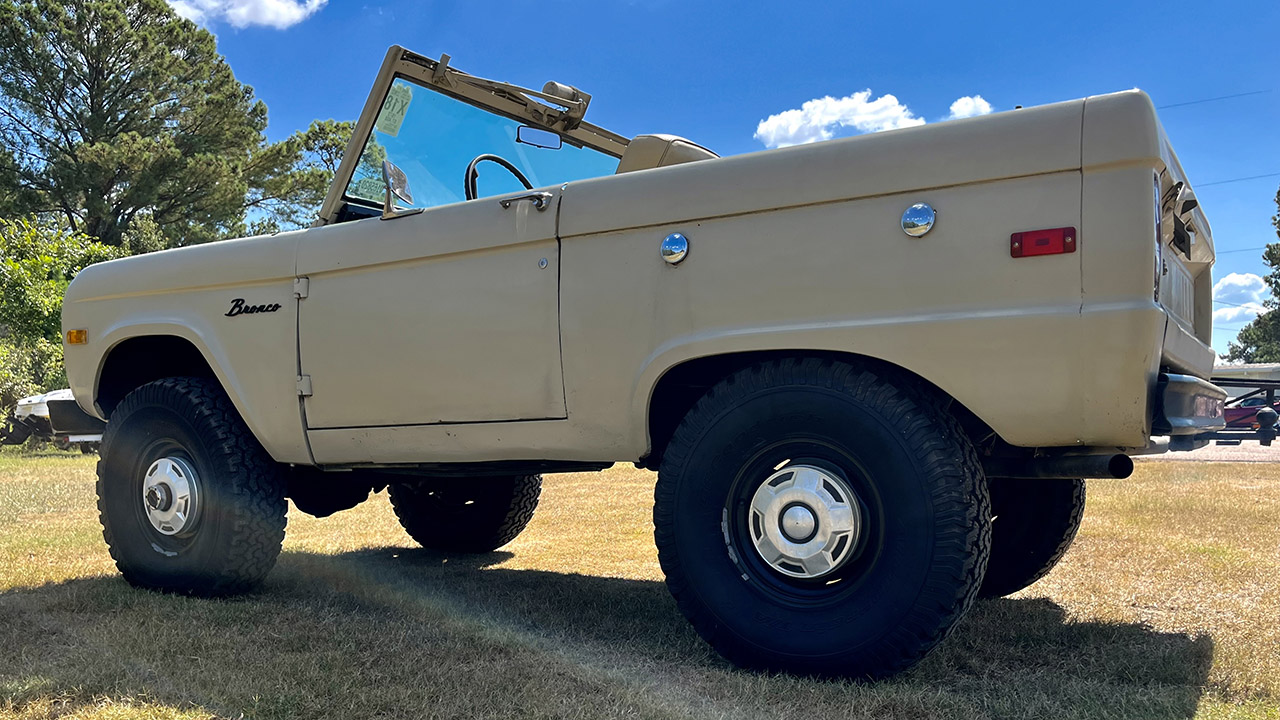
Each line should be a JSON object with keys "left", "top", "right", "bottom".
{"left": 780, "top": 504, "right": 817, "bottom": 542}
{"left": 141, "top": 456, "right": 199, "bottom": 537}
{"left": 744, "top": 464, "right": 863, "bottom": 580}
{"left": 145, "top": 484, "right": 172, "bottom": 512}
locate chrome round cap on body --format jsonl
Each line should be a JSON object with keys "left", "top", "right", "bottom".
{"left": 142, "top": 456, "right": 200, "bottom": 536}
{"left": 747, "top": 464, "right": 861, "bottom": 579}
{"left": 901, "top": 203, "right": 936, "bottom": 237}
{"left": 660, "top": 233, "right": 689, "bottom": 265}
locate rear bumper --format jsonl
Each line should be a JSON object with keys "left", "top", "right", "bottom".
{"left": 46, "top": 398, "right": 107, "bottom": 436}
{"left": 1153, "top": 373, "right": 1226, "bottom": 435}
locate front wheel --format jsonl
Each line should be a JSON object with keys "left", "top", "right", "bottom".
{"left": 654, "top": 358, "right": 990, "bottom": 678}
{"left": 97, "top": 377, "right": 287, "bottom": 596}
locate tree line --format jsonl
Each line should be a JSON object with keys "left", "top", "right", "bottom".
{"left": 1223, "top": 186, "right": 1280, "bottom": 363}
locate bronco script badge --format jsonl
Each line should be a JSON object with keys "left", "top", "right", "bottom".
{"left": 225, "top": 298, "right": 282, "bottom": 317}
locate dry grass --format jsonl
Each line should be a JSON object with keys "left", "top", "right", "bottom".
{"left": 1, "top": 450, "right": 1278, "bottom": 719}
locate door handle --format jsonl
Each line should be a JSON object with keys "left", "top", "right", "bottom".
{"left": 499, "top": 192, "right": 553, "bottom": 211}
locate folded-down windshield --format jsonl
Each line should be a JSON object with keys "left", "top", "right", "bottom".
{"left": 345, "top": 78, "right": 620, "bottom": 209}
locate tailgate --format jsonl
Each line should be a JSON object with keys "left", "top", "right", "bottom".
{"left": 1157, "top": 145, "right": 1216, "bottom": 377}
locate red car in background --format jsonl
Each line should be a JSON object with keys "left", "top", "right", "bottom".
{"left": 1224, "top": 395, "right": 1280, "bottom": 428}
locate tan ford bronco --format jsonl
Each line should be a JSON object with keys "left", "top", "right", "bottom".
{"left": 62, "top": 45, "right": 1228, "bottom": 678}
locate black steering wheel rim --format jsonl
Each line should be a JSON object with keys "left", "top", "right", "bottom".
{"left": 464, "top": 154, "right": 534, "bottom": 201}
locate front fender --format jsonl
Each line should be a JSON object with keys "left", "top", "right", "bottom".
{"left": 65, "top": 296, "right": 310, "bottom": 465}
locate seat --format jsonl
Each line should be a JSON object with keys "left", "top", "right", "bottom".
{"left": 615, "top": 134, "right": 718, "bottom": 174}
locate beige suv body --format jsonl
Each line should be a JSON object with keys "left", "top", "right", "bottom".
{"left": 61, "top": 46, "right": 1226, "bottom": 678}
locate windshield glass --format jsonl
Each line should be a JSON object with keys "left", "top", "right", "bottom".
{"left": 345, "top": 78, "right": 619, "bottom": 209}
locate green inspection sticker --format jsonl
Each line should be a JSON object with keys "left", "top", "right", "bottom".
{"left": 351, "top": 176, "right": 385, "bottom": 202}
{"left": 374, "top": 83, "right": 413, "bottom": 137}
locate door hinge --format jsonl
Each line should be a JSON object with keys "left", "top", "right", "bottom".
{"left": 293, "top": 277, "right": 309, "bottom": 299}
{"left": 296, "top": 375, "right": 313, "bottom": 397}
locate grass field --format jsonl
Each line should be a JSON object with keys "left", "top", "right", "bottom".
{"left": 1, "top": 451, "right": 1278, "bottom": 720}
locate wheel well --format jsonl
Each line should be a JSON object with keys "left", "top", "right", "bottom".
{"left": 643, "top": 350, "right": 999, "bottom": 469}
{"left": 97, "top": 336, "right": 217, "bottom": 418}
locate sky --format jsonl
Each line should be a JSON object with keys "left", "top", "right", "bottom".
{"left": 174, "top": 0, "right": 1279, "bottom": 356}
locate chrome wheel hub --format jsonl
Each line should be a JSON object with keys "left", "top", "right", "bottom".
{"left": 747, "top": 464, "right": 860, "bottom": 579}
{"left": 142, "top": 457, "right": 199, "bottom": 536}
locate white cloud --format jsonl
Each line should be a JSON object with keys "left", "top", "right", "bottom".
{"left": 169, "top": 0, "right": 326, "bottom": 29}
{"left": 947, "top": 95, "right": 993, "bottom": 120}
{"left": 1213, "top": 272, "right": 1270, "bottom": 324}
{"left": 753, "top": 91, "right": 926, "bottom": 149}
{"left": 754, "top": 91, "right": 996, "bottom": 148}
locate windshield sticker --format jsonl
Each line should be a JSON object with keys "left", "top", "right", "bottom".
{"left": 375, "top": 83, "right": 413, "bottom": 137}
{"left": 351, "top": 176, "right": 385, "bottom": 202}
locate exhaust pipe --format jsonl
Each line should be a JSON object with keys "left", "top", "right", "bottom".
{"left": 984, "top": 453, "right": 1134, "bottom": 480}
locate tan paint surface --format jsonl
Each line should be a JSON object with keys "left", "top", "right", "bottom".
{"left": 63, "top": 86, "right": 1217, "bottom": 467}
{"left": 62, "top": 232, "right": 310, "bottom": 464}
{"left": 297, "top": 195, "right": 565, "bottom": 429}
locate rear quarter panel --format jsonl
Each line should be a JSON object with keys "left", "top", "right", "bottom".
{"left": 556, "top": 96, "right": 1160, "bottom": 454}
{"left": 560, "top": 173, "right": 1092, "bottom": 452}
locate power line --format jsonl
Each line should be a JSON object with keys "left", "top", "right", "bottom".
{"left": 1214, "top": 299, "right": 1265, "bottom": 309}
{"left": 1157, "top": 89, "right": 1271, "bottom": 109}
{"left": 1199, "top": 172, "right": 1280, "bottom": 187}
{"left": 1151, "top": 90, "right": 1278, "bottom": 190}
{"left": 1217, "top": 246, "right": 1270, "bottom": 255}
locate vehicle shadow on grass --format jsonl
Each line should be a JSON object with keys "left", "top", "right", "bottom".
{"left": 0, "top": 550, "right": 1215, "bottom": 719}
{"left": 314, "top": 546, "right": 1216, "bottom": 716}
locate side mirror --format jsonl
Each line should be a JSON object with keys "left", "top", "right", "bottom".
{"left": 516, "top": 125, "right": 562, "bottom": 150}
{"left": 381, "top": 160, "right": 424, "bottom": 220}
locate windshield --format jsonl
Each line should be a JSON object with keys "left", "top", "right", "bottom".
{"left": 345, "top": 78, "right": 619, "bottom": 209}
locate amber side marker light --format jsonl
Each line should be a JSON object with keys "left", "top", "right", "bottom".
{"left": 66, "top": 329, "right": 88, "bottom": 345}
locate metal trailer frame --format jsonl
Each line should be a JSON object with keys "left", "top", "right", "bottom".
{"left": 1195, "top": 377, "right": 1280, "bottom": 446}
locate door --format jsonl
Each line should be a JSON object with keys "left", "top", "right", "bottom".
{"left": 296, "top": 193, "right": 565, "bottom": 429}
{"left": 296, "top": 59, "right": 621, "bottom": 442}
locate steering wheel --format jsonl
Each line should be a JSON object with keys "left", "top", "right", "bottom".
{"left": 464, "top": 154, "right": 534, "bottom": 201}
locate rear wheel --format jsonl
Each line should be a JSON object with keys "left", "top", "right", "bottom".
{"left": 388, "top": 475, "right": 541, "bottom": 552}
{"left": 979, "top": 477, "right": 1085, "bottom": 598}
{"left": 654, "top": 358, "right": 990, "bottom": 678}
{"left": 97, "top": 377, "right": 287, "bottom": 596}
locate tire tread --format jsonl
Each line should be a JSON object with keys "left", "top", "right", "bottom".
{"left": 389, "top": 475, "right": 542, "bottom": 552}
{"left": 97, "top": 377, "right": 286, "bottom": 596}
{"left": 979, "top": 477, "right": 1085, "bottom": 598}
{"left": 654, "top": 357, "right": 990, "bottom": 677}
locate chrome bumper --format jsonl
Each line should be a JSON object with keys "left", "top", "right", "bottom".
{"left": 1153, "top": 373, "right": 1227, "bottom": 435}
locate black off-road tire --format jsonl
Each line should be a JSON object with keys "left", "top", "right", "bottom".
{"left": 654, "top": 357, "right": 990, "bottom": 679}
{"left": 978, "top": 477, "right": 1085, "bottom": 599}
{"left": 388, "top": 475, "right": 541, "bottom": 552}
{"left": 97, "top": 377, "right": 287, "bottom": 596}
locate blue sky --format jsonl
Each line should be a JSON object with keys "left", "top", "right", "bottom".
{"left": 181, "top": 0, "right": 1278, "bottom": 356}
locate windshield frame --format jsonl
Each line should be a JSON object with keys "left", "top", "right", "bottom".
{"left": 317, "top": 46, "right": 630, "bottom": 225}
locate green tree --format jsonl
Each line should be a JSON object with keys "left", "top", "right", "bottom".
{"left": 0, "top": 335, "right": 64, "bottom": 413}
{"left": 239, "top": 119, "right": 379, "bottom": 234}
{"left": 0, "top": 217, "right": 120, "bottom": 408}
{"left": 1224, "top": 185, "right": 1280, "bottom": 362}
{"left": 0, "top": 0, "right": 324, "bottom": 247}
{"left": 300, "top": 119, "right": 354, "bottom": 176}
{"left": 297, "top": 119, "right": 385, "bottom": 181}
